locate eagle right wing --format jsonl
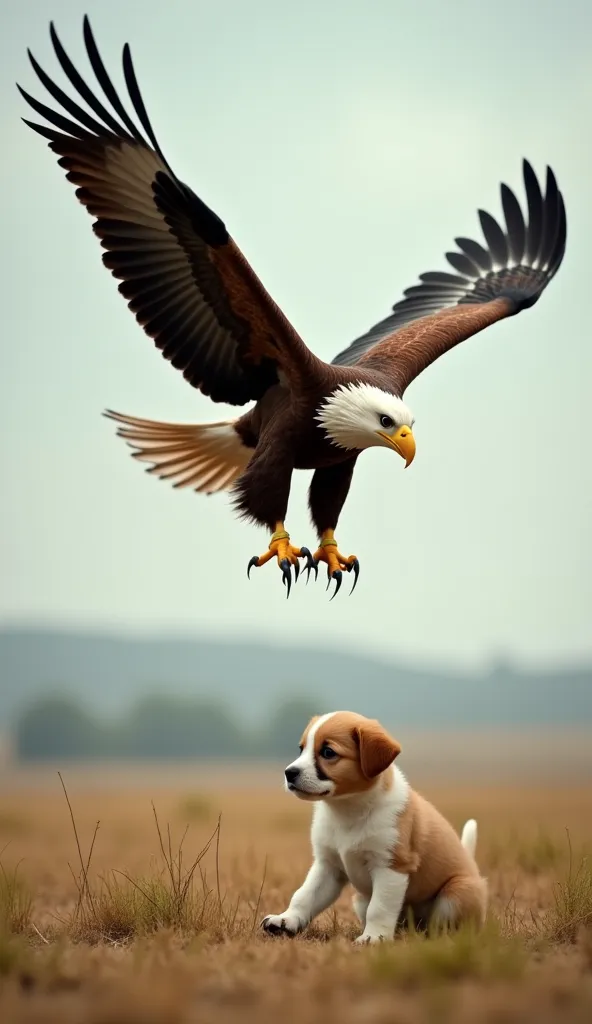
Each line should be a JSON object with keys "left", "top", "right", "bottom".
{"left": 18, "top": 17, "right": 317, "bottom": 407}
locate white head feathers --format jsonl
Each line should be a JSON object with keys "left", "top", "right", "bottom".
{"left": 316, "top": 383, "right": 415, "bottom": 452}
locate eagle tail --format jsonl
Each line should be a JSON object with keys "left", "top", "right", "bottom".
{"left": 103, "top": 410, "right": 253, "bottom": 494}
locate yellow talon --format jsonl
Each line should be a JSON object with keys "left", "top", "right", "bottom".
{"left": 247, "top": 522, "right": 315, "bottom": 597}
{"left": 312, "top": 530, "right": 360, "bottom": 597}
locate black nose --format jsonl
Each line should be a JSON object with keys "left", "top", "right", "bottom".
{"left": 285, "top": 766, "right": 300, "bottom": 784}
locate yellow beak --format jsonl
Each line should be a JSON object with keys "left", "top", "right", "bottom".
{"left": 377, "top": 425, "right": 416, "bottom": 467}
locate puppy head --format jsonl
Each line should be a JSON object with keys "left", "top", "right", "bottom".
{"left": 284, "top": 711, "right": 401, "bottom": 801}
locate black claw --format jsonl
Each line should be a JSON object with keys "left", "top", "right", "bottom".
{"left": 280, "top": 558, "right": 292, "bottom": 598}
{"left": 293, "top": 558, "right": 300, "bottom": 584}
{"left": 328, "top": 570, "right": 343, "bottom": 600}
{"left": 262, "top": 916, "right": 293, "bottom": 937}
{"left": 247, "top": 556, "right": 259, "bottom": 579}
{"left": 261, "top": 916, "right": 283, "bottom": 935}
{"left": 300, "top": 547, "right": 318, "bottom": 585}
{"left": 349, "top": 558, "right": 360, "bottom": 595}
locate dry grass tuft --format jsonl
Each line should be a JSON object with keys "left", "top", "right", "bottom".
{"left": 0, "top": 861, "right": 32, "bottom": 935}
{"left": 367, "top": 919, "right": 527, "bottom": 987}
{"left": 543, "top": 837, "right": 592, "bottom": 943}
{"left": 58, "top": 777, "right": 266, "bottom": 944}
{"left": 66, "top": 807, "right": 224, "bottom": 941}
{"left": 0, "top": 861, "right": 32, "bottom": 988}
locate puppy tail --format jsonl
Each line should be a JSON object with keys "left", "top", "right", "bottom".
{"left": 460, "top": 818, "right": 478, "bottom": 860}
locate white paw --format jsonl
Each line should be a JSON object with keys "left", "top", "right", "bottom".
{"left": 354, "top": 930, "right": 390, "bottom": 946}
{"left": 261, "top": 911, "right": 303, "bottom": 937}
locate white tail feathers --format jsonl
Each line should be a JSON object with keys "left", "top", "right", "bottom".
{"left": 104, "top": 410, "right": 252, "bottom": 494}
{"left": 460, "top": 818, "right": 478, "bottom": 860}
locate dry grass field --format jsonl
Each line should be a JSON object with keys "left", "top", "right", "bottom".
{"left": 1, "top": 740, "right": 592, "bottom": 1023}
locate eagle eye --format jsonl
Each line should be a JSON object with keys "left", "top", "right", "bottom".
{"left": 379, "top": 414, "right": 395, "bottom": 430}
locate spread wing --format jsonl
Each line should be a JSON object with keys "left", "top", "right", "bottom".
{"left": 18, "top": 17, "right": 316, "bottom": 406}
{"left": 331, "top": 161, "right": 567, "bottom": 396}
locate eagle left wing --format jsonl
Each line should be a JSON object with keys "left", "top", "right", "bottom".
{"left": 331, "top": 161, "right": 566, "bottom": 397}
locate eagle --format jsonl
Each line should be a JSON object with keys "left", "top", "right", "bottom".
{"left": 18, "top": 17, "right": 567, "bottom": 598}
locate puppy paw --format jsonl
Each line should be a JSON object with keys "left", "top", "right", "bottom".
{"left": 261, "top": 912, "right": 302, "bottom": 936}
{"left": 354, "top": 930, "right": 389, "bottom": 946}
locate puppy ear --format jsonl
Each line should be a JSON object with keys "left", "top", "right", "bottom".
{"left": 354, "top": 720, "right": 401, "bottom": 778}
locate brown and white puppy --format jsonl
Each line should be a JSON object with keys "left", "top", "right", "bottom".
{"left": 262, "top": 711, "right": 487, "bottom": 944}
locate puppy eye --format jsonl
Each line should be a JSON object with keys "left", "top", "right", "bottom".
{"left": 298, "top": 744, "right": 304, "bottom": 754}
{"left": 379, "top": 414, "right": 394, "bottom": 430}
{"left": 320, "top": 744, "right": 337, "bottom": 759}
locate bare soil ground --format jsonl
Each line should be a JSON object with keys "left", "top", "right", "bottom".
{"left": 0, "top": 751, "right": 591, "bottom": 1023}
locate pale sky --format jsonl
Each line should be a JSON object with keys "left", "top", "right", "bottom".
{"left": 1, "top": 0, "right": 591, "bottom": 670}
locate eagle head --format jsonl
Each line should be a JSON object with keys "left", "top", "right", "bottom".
{"left": 316, "top": 383, "right": 416, "bottom": 466}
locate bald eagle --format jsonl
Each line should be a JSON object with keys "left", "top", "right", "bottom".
{"left": 18, "top": 18, "right": 567, "bottom": 597}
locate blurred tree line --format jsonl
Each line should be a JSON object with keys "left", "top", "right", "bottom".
{"left": 13, "top": 695, "right": 319, "bottom": 761}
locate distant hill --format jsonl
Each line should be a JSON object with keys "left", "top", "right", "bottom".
{"left": 1, "top": 626, "right": 591, "bottom": 728}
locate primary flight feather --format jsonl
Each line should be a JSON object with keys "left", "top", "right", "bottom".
{"left": 17, "top": 16, "right": 567, "bottom": 598}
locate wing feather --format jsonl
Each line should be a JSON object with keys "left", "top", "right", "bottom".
{"left": 331, "top": 160, "right": 567, "bottom": 395}
{"left": 18, "top": 17, "right": 316, "bottom": 406}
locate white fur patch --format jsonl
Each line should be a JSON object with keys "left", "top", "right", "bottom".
{"left": 460, "top": 819, "right": 478, "bottom": 859}
{"left": 316, "top": 383, "right": 415, "bottom": 451}
{"left": 431, "top": 895, "right": 458, "bottom": 927}
{"left": 310, "top": 765, "right": 410, "bottom": 897}
{"left": 284, "top": 712, "right": 337, "bottom": 798}
{"left": 354, "top": 867, "right": 409, "bottom": 943}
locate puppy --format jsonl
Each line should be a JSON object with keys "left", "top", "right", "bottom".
{"left": 262, "top": 711, "right": 487, "bottom": 944}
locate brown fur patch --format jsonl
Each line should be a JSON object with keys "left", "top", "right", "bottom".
{"left": 354, "top": 720, "right": 401, "bottom": 779}
{"left": 393, "top": 789, "right": 487, "bottom": 926}
{"left": 311, "top": 712, "right": 401, "bottom": 798}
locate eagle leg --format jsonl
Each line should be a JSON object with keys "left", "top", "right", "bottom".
{"left": 247, "top": 524, "right": 316, "bottom": 598}
{"left": 312, "top": 531, "right": 360, "bottom": 599}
